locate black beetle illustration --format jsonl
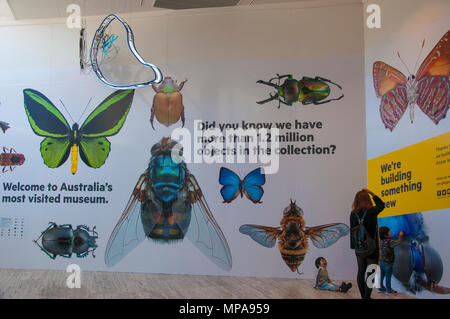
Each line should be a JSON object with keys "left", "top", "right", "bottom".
{"left": 33, "top": 222, "right": 98, "bottom": 259}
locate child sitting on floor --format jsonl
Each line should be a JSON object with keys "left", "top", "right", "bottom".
{"left": 314, "top": 257, "right": 352, "bottom": 293}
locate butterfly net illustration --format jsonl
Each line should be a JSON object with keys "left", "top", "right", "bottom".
{"left": 90, "top": 14, "right": 162, "bottom": 89}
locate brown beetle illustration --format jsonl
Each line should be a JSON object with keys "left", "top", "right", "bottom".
{"left": 150, "top": 77, "right": 187, "bottom": 129}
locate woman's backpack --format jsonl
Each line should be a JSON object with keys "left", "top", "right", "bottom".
{"left": 351, "top": 211, "right": 376, "bottom": 257}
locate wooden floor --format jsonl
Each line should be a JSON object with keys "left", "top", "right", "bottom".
{"left": 0, "top": 268, "right": 414, "bottom": 299}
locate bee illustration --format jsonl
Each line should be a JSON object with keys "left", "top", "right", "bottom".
{"left": 0, "top": 147, "right": 25, "bottom": 173}
{"left": 240, "top": 200, "right": 349, "bottom": 273}
{"left": 105, "top": 137, "right": 232, "bottom": 271}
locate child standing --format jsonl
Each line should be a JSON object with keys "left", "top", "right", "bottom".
{"left": 378, "top": 226, "right": 404, "bottom": 294}
{"left": 314, "top": 257, "right": 352, "bottom": 293}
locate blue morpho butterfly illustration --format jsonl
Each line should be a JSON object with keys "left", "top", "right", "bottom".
{"left": 219, "top": 167, "right": 265, "bottom": 203}
{"left": 90, "top": 14, "right": 163, "bottom": 89}
{"left": 102, "top": 34, "right": 118, "bottom": 56}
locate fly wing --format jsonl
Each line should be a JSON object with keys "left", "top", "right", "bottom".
{"left": 239, "top": 224, "right": 280, "bottom": 248}
{"left": 305, "top": 223, "right": 349, "bottom": 249}
{"left": 105, "top": 174, "right": 147, "bottom": 267}
{"left": 185, "top": 173, "right": 232, "bottom": 271}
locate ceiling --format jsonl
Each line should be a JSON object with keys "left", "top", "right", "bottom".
{"left": 4, "top": 0, "right": 313, "bottom": 20}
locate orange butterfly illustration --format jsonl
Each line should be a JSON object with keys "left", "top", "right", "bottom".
{"left": 373, "top": 30, "right": 449, "bottom": 131}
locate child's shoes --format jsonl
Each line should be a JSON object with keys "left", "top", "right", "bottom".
{"left": 340, "top": 282, "right": 352, "bottom": 293}
{"left": 385, "top": 289, "right": 398, "bottom": 295}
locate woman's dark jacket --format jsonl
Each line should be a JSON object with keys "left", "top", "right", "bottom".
{"left": 350, "top": 195, "right": 385, "bottom": 258}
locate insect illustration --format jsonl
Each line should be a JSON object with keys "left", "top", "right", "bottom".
{"left": 150, "top": 77, "right": 187, "bottom": 129}
{"left": 0, "top": 102, "right": 10, "bottom": 133}
{"left": 23, "top": 88, "right": 135, "bottom": 174}
{"left": 240, "top": 200, "right": 349, "bottom": 273}
{"left": 0, "top": 121, "right": 9, "bottom": 133}
{"left": 256, "top": 74, "right": 343, "bottom": 108}
{"left": 219, "top": 167, "right": 265, "bottom": 203}
{"left": 33, "top": 222, "right": 98, "bottom": 259}
{"left": 373, "top": 30, "right": 450, "bottom": 131}
{"left": 379, "top": 212, "right": 450, "bottom": 294}
{"left": 90, "top": 14, "right": 162, "bottom": 89}
{"left": 0, "top": 147, "right": 25, "bottom": 173}
{"left": 105, "top": 137, "right": 232, "bottom": 271}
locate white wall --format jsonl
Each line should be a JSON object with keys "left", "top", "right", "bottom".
{"left": 1, "top": 3, "right": 365, "bottom": 280}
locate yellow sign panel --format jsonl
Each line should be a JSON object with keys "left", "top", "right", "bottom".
{"left": 368, "top": 132, "right": 450, "bottom": 218}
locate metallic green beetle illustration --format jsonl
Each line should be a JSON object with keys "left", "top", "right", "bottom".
{"left": 257, "top": 74, "right": 344, "bottom": 108}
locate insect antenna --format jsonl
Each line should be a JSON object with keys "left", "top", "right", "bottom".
{"left": 77, "top": 97, "right": 92, "bottom": 123}
{"left": 397, "top": 51, "right": 412, "bottom": 75}
{"left": 59, "top": 99, "right": 76, "bottom": 124}
{"left": 412, "top": 39, "right": 426, "bottom": 75}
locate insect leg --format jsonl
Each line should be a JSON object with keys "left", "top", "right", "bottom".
{"left": 3, "top": 146, "right": 8, "bottom": 153}
{"left": 32, "top": 235, "right": 57, "bottom": 260}
{"left": 85, "top": 247, "right": 97, "bottom": 258}
{"left": 273, "top": 74, "right": 292, "bottom": 82}
{"left": 256, "top": 79, "right": 279, "bottom": 88}
{"left": 33, "top": 223, "right": 55, "bottom": 244}
{"left": 279, "top": 99, "right": 291, "bottom": 107}
{"left": 10, "top": 148, "right": 16, "bottom": 153}
{"left": 130, "top": 173, "right": 148, "bottom": 204}
{"left": 311, "top": 95, "right": 344, "bottom": 105}
{"left": 177, "top": 78, "right": 188, "bottom": 91}
{"left": 181, "top": 104, "right": 185, "bottom": 128}
{"left": 256, "top": 93, "right": 279, "bottom": 105}
{"left": 10, "top": 166, "right": 15, "bottom": 171}
{"left": 150, "top": 105, "right": 156, "bottom": 130}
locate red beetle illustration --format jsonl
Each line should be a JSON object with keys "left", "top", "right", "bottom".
{"left": 150, "top": 77, "right": 187, "bottom": 129}
{"left": 0, "top": 147, "right": 25, "bottom": 173}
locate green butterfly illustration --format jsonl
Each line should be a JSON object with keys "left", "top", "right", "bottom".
{"left": 23, "top": 88, "right": 135, "bottom": 174}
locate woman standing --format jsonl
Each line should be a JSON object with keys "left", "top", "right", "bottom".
{"left": 350, "top": 188, "right": 385, "bottom": 299}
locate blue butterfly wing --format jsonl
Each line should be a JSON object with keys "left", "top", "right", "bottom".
{"left": 219, "top": 167, "right": 241, "bottom": 203}
{"left": 242, "top": 168, "right": 265, "bottom": 203}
